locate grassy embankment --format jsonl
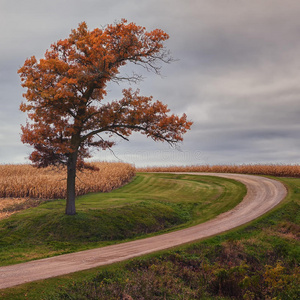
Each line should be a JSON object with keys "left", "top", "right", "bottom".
{"left": 0, "top": 173, "right": 245, "bottom": 267}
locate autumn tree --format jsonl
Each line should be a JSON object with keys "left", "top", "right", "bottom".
{"left": 19, "top": 20, "right": 192, "bottom": 215}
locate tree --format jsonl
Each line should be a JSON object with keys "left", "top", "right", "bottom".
{"left": 18, "top": 20, "right": 192, "bottom": 215}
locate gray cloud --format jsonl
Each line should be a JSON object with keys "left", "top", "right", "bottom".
{"left": 0, "top": 0, "right": 299, "bottom": 166}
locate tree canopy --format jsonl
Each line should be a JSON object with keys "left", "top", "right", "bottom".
{"left": 19, "top": 20, "right": 192, "bottom": 214}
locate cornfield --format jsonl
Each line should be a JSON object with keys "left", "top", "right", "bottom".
{"left": 0, "top": 162, "right": 135, "bottom": 200}
{"left": 138, "top": 164, "right": 300, "bottom": 177}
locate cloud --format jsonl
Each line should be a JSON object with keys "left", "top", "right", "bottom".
{"left": 0, "top": 0, "right": 299, "bottom": 166}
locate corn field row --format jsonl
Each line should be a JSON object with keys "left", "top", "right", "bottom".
{"left": 138, "top": 164, "right": 300, "bottom": 177}
{"left": 0, "top": 162, "right": 135, "bottom": 199}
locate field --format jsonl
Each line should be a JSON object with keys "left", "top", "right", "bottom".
{"left": 0, "top": 162, "right": 135, "bottom": 219}
{"left": 0, "top": 173, "right": 245, "bottom": 266}
{"left": 0, "top": 162, "right": 135, "bottom": 199}
{"left": 139, "top": 164, "right": 300, "bottom": 177}
{"left": 0, "top": 175, "right": 298, "bottom": 299}
{"left": 0, "top": 165, "right": 299, "bottom": 299}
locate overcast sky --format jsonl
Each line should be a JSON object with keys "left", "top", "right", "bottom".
{"left": 0, "top": 0, "right": 299, "bottom": 167}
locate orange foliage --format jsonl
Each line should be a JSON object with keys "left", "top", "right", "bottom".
{"left": 18, "top": 20, "right": 192, "bottom": 214}
{"left": 18, "top": 20, "right": 192, "bottom": 168}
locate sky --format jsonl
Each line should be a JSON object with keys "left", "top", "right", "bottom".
{"left": 0, "top": 0, "right": 300, "bottom": 167}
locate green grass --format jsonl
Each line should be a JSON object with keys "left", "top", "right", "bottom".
{"left": 0, "top": 176, "right": 299, "bottom": 299}
{"left": 0, "top": 173, "right": 245, "bottom": 267}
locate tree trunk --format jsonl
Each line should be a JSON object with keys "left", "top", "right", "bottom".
{"left": 65, "top": 151, "right": 78, "bottom": 215}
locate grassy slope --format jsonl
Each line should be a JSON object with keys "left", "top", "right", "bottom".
{"left": 1, "top": 176, "right": 298, "bottom": 300}
{"left": 0, "top": 173, "right": 245, "bottom": 266}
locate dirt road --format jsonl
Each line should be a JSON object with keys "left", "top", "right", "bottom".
{"left": 0, "top": 173, "right": 287, "bottom": 289}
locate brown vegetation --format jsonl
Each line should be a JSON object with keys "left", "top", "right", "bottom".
{"left": 0, "top": 162, "right": 135, "bottom": 200}
{"left": 0, "top": 198, "right": 42, "bottom": 220}
{"left": 138, "top": 164, "right": 300, "bottom": 177}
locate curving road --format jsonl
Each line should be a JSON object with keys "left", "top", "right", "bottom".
{"left": 0, "top": 173, "right": 287, "bottom": 289}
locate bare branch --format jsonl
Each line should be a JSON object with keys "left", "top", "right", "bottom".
{"left": 95, "top": 134, "right": 123, "bottom": 162}
{"left": 108, "top": 130, "right": 130, "bottom": 141}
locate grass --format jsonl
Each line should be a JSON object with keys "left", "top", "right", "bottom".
{"left": 0, "top": 173, "right": 245, "bottom": 267}
{"left": 0, "top": 176, "right": 298, "bottom": 299}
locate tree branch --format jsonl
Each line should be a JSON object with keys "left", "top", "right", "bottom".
{"left": 81, "top": 124, "right": 179, "bottom": 145}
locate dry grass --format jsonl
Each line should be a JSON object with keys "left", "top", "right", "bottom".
{"left": 0, "top": 162, "right": 135, "bottom": 200}
{"left": 138, "top": 164, "right": 300, "bottom": 177}
{"left": 0, "top": 198, "right": 42, "bottom": 220}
